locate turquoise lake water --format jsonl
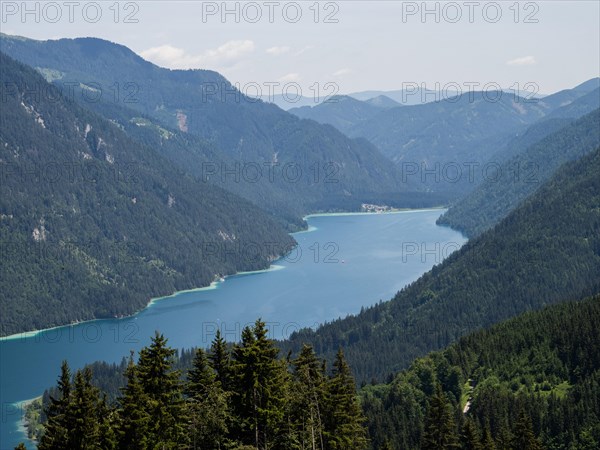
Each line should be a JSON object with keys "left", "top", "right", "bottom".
{"left": 0, "top": 210, "right": 466, "bottom": 449}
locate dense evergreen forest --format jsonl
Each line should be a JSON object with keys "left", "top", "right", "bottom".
{"left": 4, "top": 33, "right": 600, "bottom": 450}
{"left": 438, "top": 108, "right": 600, "bottom": 236}
{"left": 20, "top": 142, "right": 600, "bottom": 447}
{"left": 362, "top": 294, "right": 600, "bottom": 449}
{"left": 23, "top": 296, "right": 600, "bottom": 449}
{"left": 78, "top": 93, "right": 452, "bottom": 230}
{"left": 0, "top": 34, "right": 414, "bottom": 223}
{"left": 22, "top": 320, "right": 368, "bottom": 450}
{"left": 0, "top": 53, "right": 294, "bottom": 336}
{"left": 282, "top": 146, "right": 600, "bottom": 383}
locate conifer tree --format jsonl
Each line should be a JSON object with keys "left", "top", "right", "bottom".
{"left": 187, "top": 348, "right": 230, "bottom": 450}
{"left": 324, "top": 349, "right": 367, "bottom": 450}
{"left": 97, "top": 394, "right": 118, "bottom": 450}
{"left": 68, "top": 368, "right": 101, "bottom": 449}
{"left": 117, "top": 356, "right": 150, "bottom": 450}
{"left": 495, "top": 420, "right": 513, "bottom": 450}
{"left": 461, "top": 418, "right": 483, "bottom": 450}
{"left": 209, "top": 329, "right": 232, "bottom": 390}
{"left": 380, "top": 441, "right": 393, "bottom": 450}
{"left": 511, "top": 409, "right": 542, "bottom": 450}
{"left": 35, "top": 330, "right": 369, "bottom": 450}
{"left": 136, "top": 331, "right": 188, "bottom": 449}
{"left": 187, "top": 348, "right": 215, "bottom": 397}
{"left": 231, "top": 325, "right": 258, "bottom": 444}
{"left": 39, "top": 361, "right": 72, "bottom": 450}
{"left": 481, "top": 426, "right": 497, "bottom": 450}
{"left": 292, "top": 344, "right": 327, "bottom": 450}
{"left": 421, "top": 384, "right": 460, "bottom": 449}
{"left": 231, "top": 320, "right": 288, "bottom": 449}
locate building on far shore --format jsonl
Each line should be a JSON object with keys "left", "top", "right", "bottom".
{"left": 361, "top": 203, "right": 391, "bottom": 213}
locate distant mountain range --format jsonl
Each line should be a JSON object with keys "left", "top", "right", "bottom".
{"left": 253, "top": 85, "right": 554, "bottom": 111}
{"left": 0, "top": 53, "right": 294, "bottom": 336}
{"left": 1, "top": 34, "right": 432, "bottom": 226}
{"left": 4, "top": 34, "right": 596, "bottom": 204}
{"left": 284, "top": 144, "right": 600, "bottom": 382}
{"left": 289, "top": 95, "right": 394, "bottom": 135}
{"left": 288, "top": 78, "right": 599, "bottom": 194}
{"left": 260, "top": 92, "right": 407, "bottom": 111}
{"left": 267, "top": 87, "right": 535, "bottom": 110}
{"left": 2, "top": 31, "right": 598, "bottom": 344}
{"left": 348, "top": 88, "right": 462, "bottom": 105}
{"left": 438, "top": 107, "right": 600, "bottom": 236}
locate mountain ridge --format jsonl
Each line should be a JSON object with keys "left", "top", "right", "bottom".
{"left": 438, "top": 108, "right": 600, "bottom": 236}
{"left": 282, "top": 145, "right": 600, "bottom": 382}
{"left": 0, "top": 52, "right": 295, "bottom": 336}
{"left": 0, "top": 34, "right": 415, "bottom": 222}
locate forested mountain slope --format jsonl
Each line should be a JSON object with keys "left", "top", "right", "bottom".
{"left": 478, "top": 88, "right": 600, "bottom": 171}
{"left": 81, "top": 98, "right": 450, "bottom": 230}
{"left": 348, "top": 80, "right": 598, "bottom": 167}
{"left": 347, "top": 79, "right": 598, "bottom": 165}
{"left": 77, "top": 99, "right": 307, "bottom": 230}
{"left": 438, "top": 109, "right": 600, "bottom": 236}
{"left": 545, "top": 86, "right": 600, "bottom": 120}
{"left": 27, "top": 289, "right": 600, "bottom": 449}
{"left": 25, "top": 322, "right": 369, "bottom": 449}
{"left": 283, "top": 147, "right": 600, "bottom": 383}
{"left": 328, "top": 91, "right": 545, "bottom": 161}
{"left": 362, "top": 294, "right": 600, "bottom": 449}
{"left": 0, "top": 53, "right": 294, "bottom": 336}
{"left": 289, "top": 95, "right": 392, "bottom": 135}
{"left": 292, "top": 78, "right": 598, "bottom": 194}
{"left": 0, "top": 34, "right": 411, "bottom": 221}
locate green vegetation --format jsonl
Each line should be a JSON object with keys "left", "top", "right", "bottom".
{"left": 290, "top": 95, "right": 391, "bottom": 135}
{"left": 4, "top": 33, "right": 600, "bottom": 450}
{"left": 29, "top": 321, "right": 367, "bottom": 449}
{"left": 22, "top": 398, "right": 44, "bottom": 442}
{"left": 282, "top": 147, "right": 600, "bottom": 383}
{"left": 294, "top": 78, "right": 599, "bottom": 195}
{"left": 26, "top": 296, "right": 600, "bottom": 449}
{"left": 0, "top": 53, "right": 295, "bottom": 336}
{"left": 439, "top": 109, "right": 600, "bottom": 236}
{"left": 83, "top": 95, "right": 450, "bottom": 231}
{"left": 361, "top": 295, "right": 600, "bottom": 449}
{"left": 0, "top": 34, "right": 419, "bottom": 225}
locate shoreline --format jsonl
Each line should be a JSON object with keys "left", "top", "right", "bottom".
{"left": 17, "top": 396, "right": 41, "bottom": 444}
{"left": 0, "top": 207, "right": 447, "bottom": 341}
{"left": 146, "top": 263, "right": 287, "bottom": 308}
{"left": 0, "top": 264, "right": 289, "bottom": 342}
{"left": 0, "top": 262, "right": 290, "bottom": 448}
{"left": 303, "top": 206, "right": 446, "bottom": 220}
{"left": 1, "top": 206, "right": 451, "bottom": 449}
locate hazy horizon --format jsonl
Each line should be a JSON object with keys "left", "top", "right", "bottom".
{"left": 2, "top": 1, "right": 598, "bottom": 97}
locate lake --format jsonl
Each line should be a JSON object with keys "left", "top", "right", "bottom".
{"left": 0, "top": 209, "right": 466, "bottom": 449}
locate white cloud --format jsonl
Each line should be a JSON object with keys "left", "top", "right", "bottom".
{"left": 140, "top": 40, "right": 255, "bottom": 69}
{"left": 506, "top": 56, "right": 537, "bottom": 66}
{"left": 140, "top": 45, "right": 187, "bottom": 66}
{"left": 278, "top": 73, "right": 301, "bottom": 83}
{"left": 294, "top": 46, "right": 313, "bottom": 56}
{"left": 266, "top": 46, "right": 290, "bottom": 56}
{"left": 333, "top": 68, "right": 352, "bottom": 77}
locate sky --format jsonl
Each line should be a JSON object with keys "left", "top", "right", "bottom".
{"left": 1, "top": 1, "right": 599, "bottom": 96}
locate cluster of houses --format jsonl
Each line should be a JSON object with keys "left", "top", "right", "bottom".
{"left": 361, "top": 203, "right": 391, "bottom": 213}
